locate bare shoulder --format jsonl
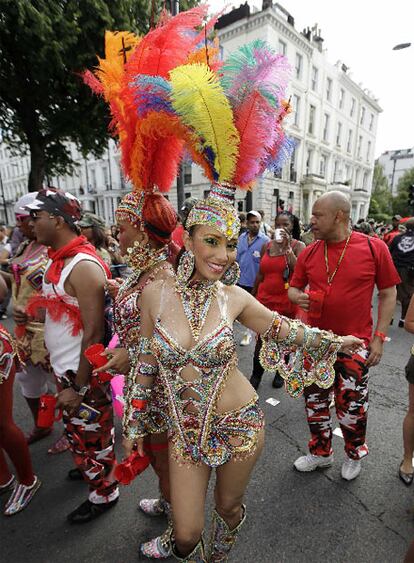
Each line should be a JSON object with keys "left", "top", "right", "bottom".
{"left": 69, "top": 258, "right": 106, "bottom": 286}
{"left": 221, "top": 283, "right": 250, "bottom": 315}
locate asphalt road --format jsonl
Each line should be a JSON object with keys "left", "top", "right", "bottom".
{"left": 1, "top": 304, "right": 414, "bottom": 563}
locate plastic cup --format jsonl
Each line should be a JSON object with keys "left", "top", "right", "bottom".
{"left": 306, "top": 289, "right": 325, "bottom": 319}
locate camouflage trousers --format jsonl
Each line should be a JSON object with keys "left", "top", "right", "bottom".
{"left": 304, "top": 353, "right": 369, "bottom": 461}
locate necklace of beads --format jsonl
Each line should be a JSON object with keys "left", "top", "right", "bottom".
{"left": 117, "top": 246, "right": 169, "bottom": 302}
{"left": 175, "top": 278, "right": 219, "bottom": 342}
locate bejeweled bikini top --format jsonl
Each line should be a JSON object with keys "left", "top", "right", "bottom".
{"left": 150, "top": 282, "right": 239, "bottom": 465}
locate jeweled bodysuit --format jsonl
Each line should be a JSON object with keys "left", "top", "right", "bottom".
{"left": 151, "top": 283, "right": 264, "bottom": 467}
{"left": 114, "top": 265, "right": 171, "bottom": 435}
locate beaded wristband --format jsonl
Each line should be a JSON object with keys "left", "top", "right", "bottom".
{"left": 136, "top": 361, "right": 158, "bottom": 377}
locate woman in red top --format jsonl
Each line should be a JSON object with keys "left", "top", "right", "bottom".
{"left": 250, "top": 212, "right": 305, "bottom": 389}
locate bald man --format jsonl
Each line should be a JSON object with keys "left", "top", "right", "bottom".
{"left": 288, "top": 191, "right": 400, "bottom": 480}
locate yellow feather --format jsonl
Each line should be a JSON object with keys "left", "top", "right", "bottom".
{"left": 169, "top": 63, "right": 239, "bottom": 183}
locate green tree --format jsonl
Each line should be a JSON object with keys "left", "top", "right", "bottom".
{"left": 368, "top": 163, "right": 392, "bottom": 221}
{"left": 0, "top": 0, "right": 198, "bottom": 191}
{"left": 392, "top": 167, "right": 414, "bottom": 217}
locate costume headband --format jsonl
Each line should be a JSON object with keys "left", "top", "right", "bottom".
{"left": 186, "top": 184, "right": 240, "bottom": 240}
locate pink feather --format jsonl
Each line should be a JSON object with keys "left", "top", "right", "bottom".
{"left": 233, "top": 92, "right": 277, "bottom": 188}
{"left": 82, "top": 70, "right": 104, "bottom": 95}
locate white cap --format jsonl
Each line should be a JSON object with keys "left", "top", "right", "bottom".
{"left": 14, "top": 192, "right": 38, "bottom": 216}
{"left": 247, "top": 210, "right": 261, "bottom": 220}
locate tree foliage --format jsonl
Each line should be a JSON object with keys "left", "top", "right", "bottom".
{"left": 392, "top": 167, "right": 414, "bottom": 217}
{"left": 0, "top": 0, "right": 198, "bottom": 191}
{"left": 368, "top": 163, "right": 392, "bottom": 221}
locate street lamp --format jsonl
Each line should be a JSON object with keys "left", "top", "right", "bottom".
{"left": 392, "top": 42, "right": 412, "bottom": 50}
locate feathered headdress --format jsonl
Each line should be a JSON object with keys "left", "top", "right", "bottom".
{"left": 84, "top": 6, "right": 217, "bottom": 194}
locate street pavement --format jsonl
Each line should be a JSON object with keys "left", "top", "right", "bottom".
{"left": 1, "top": 304, "right": 414, "bottom": 563}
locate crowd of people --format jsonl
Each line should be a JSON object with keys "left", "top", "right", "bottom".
{"left": 0, "top": 6, "right": 412, "bottom": 562}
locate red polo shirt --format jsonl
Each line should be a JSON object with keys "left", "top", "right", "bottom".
{"left": 290, "top": 231, "right": 400, "bottom": 344}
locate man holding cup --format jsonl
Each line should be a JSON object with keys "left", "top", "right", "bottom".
{"left": 288, "top": 191, "right": 399, "bottom": 480}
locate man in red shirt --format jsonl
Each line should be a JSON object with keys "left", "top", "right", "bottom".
{"left": 383, "top": 215, "right": 401, "bottom": 246}
{"left": 288, "top": 191, "right": 400, "bottom": 481}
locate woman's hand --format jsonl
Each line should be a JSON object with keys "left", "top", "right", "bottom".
{"left": 93, "top": 347, "right": 130, "bottom": 375}
{"left": 340, "top": 336, "right": 365, "bottom": 355}
{"left": 122, "top": 436, "right": 145, "bottom": 458}
{"left": 106, "top": 278, "right": 122, "bottom": 300}
{"left": 13, "top": 305, "right": 30, "bottom": 325}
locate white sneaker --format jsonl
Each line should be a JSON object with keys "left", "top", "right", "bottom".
{"left": 240, "top": 333, "right": 251, "bottom": 346}
{"left": 294, "top": 453, "right": 333, "bottom": 472}
{"left": 341, "top": 457, "right": 361, "bottom": 481}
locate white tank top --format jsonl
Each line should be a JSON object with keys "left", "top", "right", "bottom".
{"left": 43, "top": 253, "right": 106, "bottom": 377}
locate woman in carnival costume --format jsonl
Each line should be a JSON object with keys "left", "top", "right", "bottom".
{"left": 122, "top": 37, "right": 363, "bottom": 561}
{"left": 0, "top": 276, "right": 41, "bottom": 515}
{"left": 84, "top": 7, "right": 221, "bottom": 558}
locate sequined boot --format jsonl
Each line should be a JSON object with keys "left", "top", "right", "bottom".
{"left": 209, "top": 505, "right": 246, "bottom": 562}
{"left": 139, "top": 496, "right": 169, "bottom": 516}
{"left": 140, "top": 502, "right": 173, "bottom": 559}
{"left": 170, "top": 535, "right": 207, "bottom": 562}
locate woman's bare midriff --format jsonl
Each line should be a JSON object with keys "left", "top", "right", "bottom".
{"left": 180, "top": 365, "right": 256, "bottom": 415}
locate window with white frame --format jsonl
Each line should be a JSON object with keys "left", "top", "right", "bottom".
{"left": 362, "top": 171, "right": 368, "bottom": 189}
{"left": 319, "top": 154, "right": 327, "bottom": 177}
{"left": 311, "top": 66, "right": 318, "bottom": 91}
{"left": 339, "top": 88, "right": 345, "bottom": 109}
{"left": 336, "top": 121, "right": 342, "bottom": 146}
{"left": 345, "top": 164, "right": 351, "bottom": 182}
{"left": 293, "top": 94, "right": 300, "bottom": 126}
{"left": 295, "top": 53, "right": 302, "bottom": 79}
{"left": 308, "top": 105, "right": 316, "bottom": 135}
{"left": 350, "top": 97, "right": 356, "bottom": 117}
{"left": 357, "top": 135, "right": 362, "bottom": 158}
{"left": 278, "top": 39, "right": 287, "bottom": 56}
{"left": 360, "top": 106, "right": 365, "bottom": 126}
{"left": 366, "top": 140, "right": 371, "bottom": 161}
{"left": 346, "top": 129, "right": 353, "bottom": 153}
{"left": 326, "top": 78, "right": 332, "bottom": 101}
{"left": 323, "top": 113, "right": 330, "bottom": 141}
{"left": 333, "top": 159, "right": 339, "bottom": 182}
{"left": 306, "top": 149, "right": 313, "bottom": 174}
{"left": 369, "top": 113, "right": 374, "bottom": 131}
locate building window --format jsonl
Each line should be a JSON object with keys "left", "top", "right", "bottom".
{"left": 339, "top": 88, "right": 345, "bottom": 109}
{"left": 323, "top": 113, "right": 330, "bottom": 141}
{"left": 326, "top": 78, "right": 332, "bottom": 101}
{"left": 350, "top": 97, "right": 356, "bottom": 117}
{"left": 293, "top": 94, "right": 300, "bottom": 126}
{"left": 346, "top": 129, "right": 353, "bottom": 153}
{"left": 306, "top": 149, "right": 313, "bottom": 174}
{"left": 102, "top": 166, "right": 109, "bottom": 189}
{"left": 295, "top": 53, "right": 302, "bottom": 79}
{"left": 308, "top": 105, "right": 316, "bottom": 135}
{"left": 345, "top": 164, "right": 351, "bottom": 182}
{"left": 369, "top": 113, "right": 374, "bottom": 131}
{"left": 336, "top": 121, "right": 342, "bottom": 147}
{"left": 366, "top": 140, "right": 371, "bottom": 161}
{"left": 184, "top": 163, "right": 192, "bottom": 184}
{"left": 357, "top": 135, "right": 362, "bottom": 158}
{"left": 333, "top": 159, "right": 338, "bottom": 182}
{"left": 311, "top": 66, "right": 318, "bottom": 91}
{"left": 278, "top": 39, "right": 287, "bottom": 56}
{"left": 319, "top": 155, "right": 327, "bottom": 177}
{"left": 362, "top": 171, "right": 368, "bottom": 189}
{"left": 360, "top": 106, "right": 365, "bottom": 126}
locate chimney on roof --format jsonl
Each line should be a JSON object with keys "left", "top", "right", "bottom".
{"left": 262, "top": 0, "right": 273, "bottom": 9}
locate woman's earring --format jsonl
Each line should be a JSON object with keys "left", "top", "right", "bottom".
{"left": 222, "top": 262, "right": 240, "bottom": 286}
{"left": 177, "top": 250, "right": 195, "bottom": 285}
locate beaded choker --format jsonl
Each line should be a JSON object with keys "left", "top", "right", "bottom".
{"left": 175, "top": 278, "right": 219, "bottom": 342}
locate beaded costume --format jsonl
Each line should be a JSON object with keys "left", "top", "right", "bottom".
{"left": 151, "top": 282, "right": 264, "bottom": 467}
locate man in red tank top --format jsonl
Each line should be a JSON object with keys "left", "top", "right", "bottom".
{"left": 288, "top": 191, "right": 400, "bottom": 481}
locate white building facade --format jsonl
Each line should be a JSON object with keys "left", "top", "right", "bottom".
{"left": 0, "top": 1, "right": 381, "bottom": 226}
{"left": 377, "top": 148, "right": 414, "bottom": 196}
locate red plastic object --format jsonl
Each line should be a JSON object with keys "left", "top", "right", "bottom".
{"left": 37, "top": 394, "right": 62, "bottom": 428}
{"left": 114, "top": 452, "right": 151, "bottom": 485}
{"left": 84, "top": 343, "right": 112, "bottom": 383}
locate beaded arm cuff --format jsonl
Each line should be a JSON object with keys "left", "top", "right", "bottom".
{"left": 122, "top": 381, "right": 152, "bottom": 440}
{"left": 259, "top": 313, "right": 343, "bottom": 398}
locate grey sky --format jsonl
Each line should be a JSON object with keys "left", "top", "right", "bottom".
{"left": 209, "top": 0, "right": 414, "bottom": 157}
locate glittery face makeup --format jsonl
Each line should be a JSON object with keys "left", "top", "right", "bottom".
{"left": 185, "top": 226, "right": 238, "bottom": 283}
